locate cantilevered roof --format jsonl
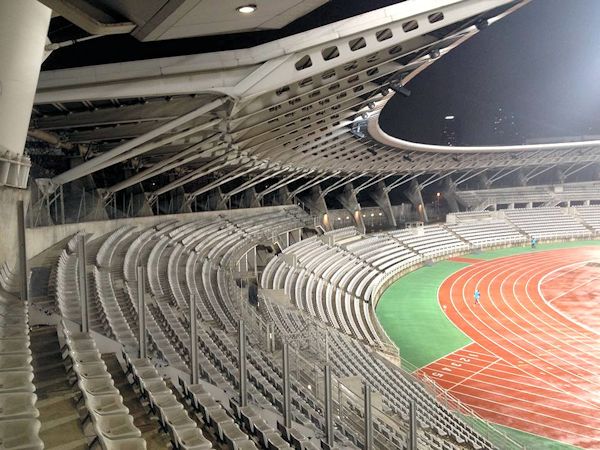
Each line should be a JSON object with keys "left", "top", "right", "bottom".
{"left": 30, "top": 0, "right": 600, "bottom": 206}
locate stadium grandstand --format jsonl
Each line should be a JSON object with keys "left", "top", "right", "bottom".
{"left": 0, "top": 0, "right": 599, "bottom": 449}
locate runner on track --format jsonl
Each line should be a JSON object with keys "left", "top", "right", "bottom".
{"left": 474, "top": 289, "right": 481, "bottom": 305}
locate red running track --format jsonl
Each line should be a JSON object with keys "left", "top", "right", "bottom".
{"left": 419, "top": 248, "right": 600, "bottom": 449}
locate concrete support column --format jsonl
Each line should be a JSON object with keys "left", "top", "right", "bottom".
{"left": 207, "top": 187, "right": 227, "bottom": 211}
{"left": 442, "top": 179, "right": 460, "bottom": 213}
{"left": 276, "top": 186, "right": 292, "bottom": 206}
{"left": 300, "top": 186, "right": 329, "bottom": 230}
{"left": 0, "top": 0, "right": 51, "bottom": 156}
{"left": 368, "top": 181, "right": 396, "bottom": 227}
{"left": 240, "top": 187, "right": 260, "bottom": 208}
{"left": 336, "top": 184, "right": 365, "bottom": 232}
{"left": 405, "top": 180, "right": 428, "bottom": 223}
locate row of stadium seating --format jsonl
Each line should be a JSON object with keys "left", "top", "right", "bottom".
{"left": 455, "top": 181, "right": 600, "bottom": 210}
{"left": 40, "top": 205, "right": 600, "bottom": 449}
{"left": 47, "top": 206, "right": 499, "bottom": 449}
{"left": 263, "top": 206, "right": 600, "bottom": 347}
{"left": 0, "top": 275, "right": 42, "bottom": 449}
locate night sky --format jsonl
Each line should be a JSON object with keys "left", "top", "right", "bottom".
{"left": 43, "top": 0, "right": 600, "bottom": 146}
{"left": 380, "top": 0, "right": 600, "bottom": 145}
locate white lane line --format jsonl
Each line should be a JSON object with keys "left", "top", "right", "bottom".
{"left": 547, "top": 277, "right": 599, "bottom": 304}
{"left": 450, "top": 383, "right": 600, "bottom": 423}
{"left": 446, "top": 357, "right": 499, "bottom": 391}
{"left": 445, "top": 253, "right": 600, "bottom": 408}
{"left": 453, "top": 392, "right": 600, "bottom": 437}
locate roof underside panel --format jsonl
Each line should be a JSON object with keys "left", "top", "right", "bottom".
{"left": 30, "top": 0, "right": 600, "bottom": 201}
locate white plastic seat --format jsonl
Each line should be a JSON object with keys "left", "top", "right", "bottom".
{"left": 70, "top": 350, "right": 104, "bottom": 366}
{"left": 99, "top": 437, "right": 147, "bottom": 450}
{"left": 0, "top": 305, "right": 26, "bottom": 319}
{"left": 0, "top": 314, "right": 26, "bottom": 327}
{"left": 235, "top": 440, "right": 259, "bottom": 450}
{"left": 0, "top": 418, "right": 43, "bottom": 450}
{"left": 0, "top": 326, "right": 28, "bottom": 339}
{"left": 152, "top": 392, "right": 182, "bottom": 411}
{"left": 0, "top": 340, "right": 30, "bottom": 355}
{"left": 94, "top": 414, "right": 141, "bottom": 440}
{"left": 0, "top": 372, "right": 35, "bottom": 393}
{"left": 164, "top": 407, "right": 196, "bottom": 431}
{"left": 79, "top": 377, "right": 119, "bottom": 397}
{"left": 0, "top": 355, "right": 33, "bottom": 372}
{"left": 68, "top": 338, "right": 97, "bottom": 353}
{"left": 0, "top": 393, "right": 38, "bottom": 420}
{"left": 87, "top": 394, "right": 129, "bottom": 416}
{"left": 74, "top": 362, "right": 112, "bottom": 381}
{"left": 174, "top": 428, "right": 212, "bottom": 450}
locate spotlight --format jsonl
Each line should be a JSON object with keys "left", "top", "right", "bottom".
{"left": 390, "top": 79, "right": 411, "bottom": 97}
{"left": 236, "top": 4, "right": 257, "bottom": 14}
{"left": 429, "top": 48, "right": 441, "bottom": 59}
{"left": 379, "top": 88, "right": 390, "bottom": 96}
{"left": 476, "top": 19, "right": 489, "bottom": 31}
{"left": 360, "top": 112, "right": 369, "bottom": 120}
{"left": 403, "top": 154, "right": 413, "bottom": 162}
{"left": 367, "top": 102, "right": 376, "bottom": 110}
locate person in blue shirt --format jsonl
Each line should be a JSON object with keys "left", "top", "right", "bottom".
{"left": 474, "top": 289, "right": 480, "bottom": 305}
{"left": 531, "top": 237, "right": 537, "bottom": 249}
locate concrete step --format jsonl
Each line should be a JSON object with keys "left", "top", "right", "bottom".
{"left": 30, "top": 325, "right": 87, "bottom": 450}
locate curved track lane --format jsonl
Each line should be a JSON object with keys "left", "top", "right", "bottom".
{"left": 420, "top": 247, "right": 600, "bottom": 449}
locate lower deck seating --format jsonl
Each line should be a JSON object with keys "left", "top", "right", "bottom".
{"left": 503, "top": 207, "right": 591, "bottom": 239}
{"left": 0, "top": 288, "right": 42, "bottom": 450}
{"left": 46, "top": 206, "right": 600, "bottom": 449}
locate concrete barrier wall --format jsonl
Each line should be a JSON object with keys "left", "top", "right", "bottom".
{"left": 25, "top": 205, "right": 291, "bottom": 259}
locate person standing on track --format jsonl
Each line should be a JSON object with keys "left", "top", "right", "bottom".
{"left": 474, "top": 288, "right": 480, "bottom": 305}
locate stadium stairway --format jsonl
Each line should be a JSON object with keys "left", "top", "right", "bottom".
{"left": 31, "top": 325, "right": 87, "bottom": 450}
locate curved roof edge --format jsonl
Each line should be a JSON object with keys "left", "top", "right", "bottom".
{"left": 368, "top": 111, "right": 600, "bottom": 153}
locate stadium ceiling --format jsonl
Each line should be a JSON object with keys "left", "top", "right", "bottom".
{"left": 31, "top": 0, "right": 600, "bottom": 205}
{"left": 39, "top": 0, "right": 329, "bottom": 40}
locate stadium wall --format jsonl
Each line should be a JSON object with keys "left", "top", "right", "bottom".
{"left": 25, "top": 205, "right": 291, "bottom": 259}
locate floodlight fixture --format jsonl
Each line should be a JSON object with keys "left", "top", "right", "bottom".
{"left": 390, "top": 79, "right": 411, "bottom": 97}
